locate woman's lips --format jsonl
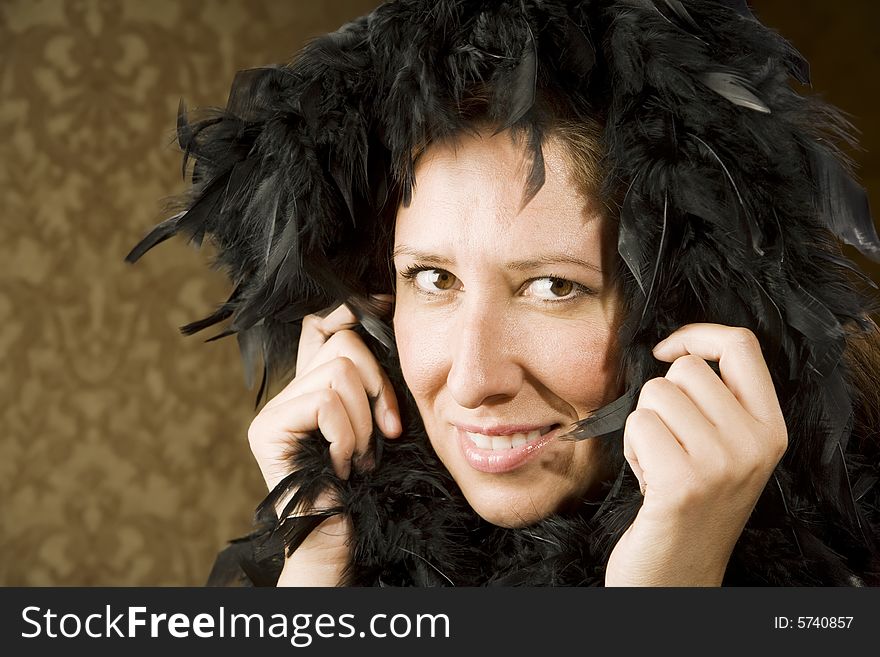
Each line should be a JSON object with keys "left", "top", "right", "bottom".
{"left": 455, "top": 424, "right": 561, "bottom": 473}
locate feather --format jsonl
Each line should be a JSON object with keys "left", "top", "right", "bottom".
{"left": 207, "top": 529, "right": 283, "bottom": 587}
{"left": 225, "top": 65, "right": 287, "bottom": 121}
{"left": 204, "top": 328, "right": 236, "bottom": 343}
{"left": 519, "top": 124, "right": 545, "bottom": 210}
{"left": 617, "top": 176, "right": 647, "bottom": 296}
{"left": 835, "top": 434, "right": 868, "bottom": 547}
{"left": 265, "top": 206, "right": 300, "bottom": 282}
{"left": 771, "top": 473, "right": 803, "bottom": 556}
{"left": 330, "top": 154, "right": 357, "bottom": 228}
{"left": 810, "top": 147, "right": 880, "bottom": 262}
{"left": 397, "top": 546, "right": 455, "bottom": 585}
{"left": 177, "top": 99, "right": 192, "bottom": 180}
{"left": 560, "top": 16, "right": 595, "bottom": 78}
{"left": 700, "top": 72, "right": 771, "bottom": 114}
{"left": 220, "top": 158, "right": 260, "bottom": 220}
{"left": 344, "top": 294, "right": 396, "bottom": 352}
{"left": 496, "top": 21, "right": 537, "bottom": 132}
{"left": 853, "top": 474, "right": 878, "bottom": 502}
{"left": 629, "top": 0, "right": 705, "bottom": 44}
{"left": 124, "top": 211, "right": 185, "bottom": 263}
{"left": 180, "top": 306, "right": 234, "bottom": 336}
{"left": 662, "top": 0, "right": 700, "bottom": 32}
{"left": 692, "top": 134, "right": 765, "bottom": 255}
{"left": 716, "top": 0, "right": 754, "bottom": 18}
{"left": 236, "top": 325, "right": 265, "bottom": 391}
{"left": 784, "top": 46, "right": 811, "bottom": 86}
{"left": 172, "top": 168, "right": 234, "bottom": 249}
{"left": 259, "top": 188, "right": 280, "bottom": 278}
{"left": 179, "top": 285, "right": 239, "bottom": 336}
{"left": 641, "top": 191, "right": 668, "bottom": 323}
{"left": 782, "top": 279, "right": 845, "bottom": 378}
{"left": 279, "top": 513, "right": 337, "bottom": 557}
{"left": 592, "top": 463, "right": 630, "bottom": 519}
{"left": 560, "top": 386, "right": 639, "bottom": 441}
{"left": 259, "top": 445, "right": 346, "bottom": 557}
{"left": 254, "top": 361, "right": 269, "bottom": 410}
{"left": 750, "top": 278, "right": 799, "bottom": 381}
{"left": 820, "top": 370, "right": 853, "bottom": 465}
{"left": 814, "top": 249, "right": 878, "bottom": 291}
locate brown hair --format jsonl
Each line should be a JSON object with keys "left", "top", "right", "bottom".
{"left": 844, "top": 317, "right": 880, "bottom": 448}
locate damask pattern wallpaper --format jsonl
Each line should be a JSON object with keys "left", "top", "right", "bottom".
{"left": 1, "top": 0, "right": 878, "bottom": 586}
{"left": 1, "top": 0, "right": 382, "bottom": 587}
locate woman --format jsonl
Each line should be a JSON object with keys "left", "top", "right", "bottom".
{"left": 128, "top": 0, "right": 880, "bottom": 586}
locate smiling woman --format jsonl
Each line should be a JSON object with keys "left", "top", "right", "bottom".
{"left": 127, "top": 0, "right": 880, "bottom": 586}
{"left": 393, "top": 130, "right": 621, "bottom": 528}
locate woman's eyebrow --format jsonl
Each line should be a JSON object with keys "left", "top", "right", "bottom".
{"left": 392, "top": 246, "right": 454, "bottom": 265}
{"left": 392, "top": 246, "right": 602, "bottom": 274}
{"left": 507, "top": 254, "right": 602, "bottom": 274}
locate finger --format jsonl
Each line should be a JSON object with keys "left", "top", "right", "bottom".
{"left": 255, "top": 389, "right": 357, "bottom": 481}
{"left": 296, "top": 295, "right": 395, "bottom": 377}
{"left": 652, "top": 323, "right": 780, "bottom": 423}
{"left": 624, "top": 407, "right": 690, "bottom": 497}
{"left": 296, "top": 302, "right": 360, "bottom": 377}
{"left": 270, "top": 329, "right": 401, "bottom": 438}
{"left": 303, "top": 329, "right": 402, "bottom": 438}
{"left": 661, "top": 354, "right": 754, "bottom": 432}
{"left": 265, "top": 357, "right": 375, "bottom": 456}
{"left": 270, "top": 322, "right": 365, "bottom": 412}
{"left": 635, "top": 376, "right": 718, "bottom": 458}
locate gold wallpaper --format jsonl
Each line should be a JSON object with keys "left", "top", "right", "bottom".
{"left": 1, "top": 0, "right": 878, "bottom": 586}
{"left": 1, "top": 0, "right": 382, "bottom": 587}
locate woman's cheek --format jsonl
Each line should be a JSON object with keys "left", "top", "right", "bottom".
{"left": 544, "top": 319, "right": 619, "bottom": 404}
{"left": 393, "top": 305, "right": 448, "bottom": 398}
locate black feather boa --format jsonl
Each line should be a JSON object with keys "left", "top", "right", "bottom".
{"left": 125, "top": 0, "right": 880, "bottom": 586}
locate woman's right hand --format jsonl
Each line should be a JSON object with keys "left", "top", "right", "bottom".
{"left": 247, "top": 294, "right": 401, "bottom": 586}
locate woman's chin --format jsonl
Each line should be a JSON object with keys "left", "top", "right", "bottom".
{"left": 461, "top": 490, "right": 558, "bottom": 529}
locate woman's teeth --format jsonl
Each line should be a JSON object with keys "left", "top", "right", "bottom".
{"left": 464, "top": 427, "right": 553, "bottom": 451}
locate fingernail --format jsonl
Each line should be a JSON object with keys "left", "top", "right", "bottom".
{"left": 384, "top": 409, "right": 400, "bottom": 436}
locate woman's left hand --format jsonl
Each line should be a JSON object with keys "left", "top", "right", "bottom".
{"left": 605, "top": 323, "right": 788, "bottom": 586}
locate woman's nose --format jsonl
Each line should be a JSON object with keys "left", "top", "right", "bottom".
{"left": 445, "top": 299, "right": 524, "bottom": 408}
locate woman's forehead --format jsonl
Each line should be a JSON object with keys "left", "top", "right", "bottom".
{"left": 394, "top": 130, "right": 608, "bottom": 258}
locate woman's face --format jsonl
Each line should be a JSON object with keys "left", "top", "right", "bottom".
{"left": 392, "top": 130, "right": 622, "bottom": 528}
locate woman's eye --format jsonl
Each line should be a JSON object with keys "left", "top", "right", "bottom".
{"left": 527, "top": 277, "right": 579, "bottom": 301}
{"left": 411, "top": 268, "right": 460, "bottom": 292}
